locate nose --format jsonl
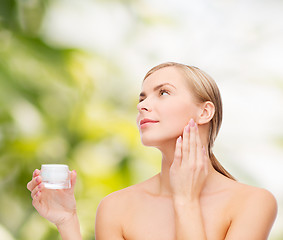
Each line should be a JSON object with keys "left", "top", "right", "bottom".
{"left": 137, "top": 99, "right": 152, "bottom": 112}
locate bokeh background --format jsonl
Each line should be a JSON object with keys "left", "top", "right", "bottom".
{"left": 0, "top": 0, "right": 283, "bottom": 239}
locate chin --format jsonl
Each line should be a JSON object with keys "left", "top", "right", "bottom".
{"left": 140, "top": 137, "right": 159, "bottom": 147}
{"left": 140, "top": 134, "right": 178, "bottom": 148}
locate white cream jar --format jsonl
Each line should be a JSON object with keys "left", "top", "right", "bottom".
{"left": 40, "top": 164, "right": 71, "bottom": 189}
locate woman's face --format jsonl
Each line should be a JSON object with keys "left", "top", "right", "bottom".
{"left": 136, "top": 66, "right": 200, "bottom": 147}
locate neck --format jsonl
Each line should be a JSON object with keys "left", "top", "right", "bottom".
{"left": 158, "top": 142, "right": 175, "bottom": 197}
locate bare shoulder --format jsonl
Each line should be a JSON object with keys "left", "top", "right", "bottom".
{"left": 96, "top": 174, "right": 158, "bottom": 218}
{"left": 229, "top": 180, "right": 277, "bottom": 214}
{"left": 95, "top": 177, "right": 156, "bottom": 239}
{"left": 224, "top": 179, "right": 278, "bottom": 239}
{"left": 96, "top": 185, "right": 140, "bottom": 218}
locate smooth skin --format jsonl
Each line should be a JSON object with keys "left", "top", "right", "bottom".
{"left": 27, "top": 66, "right": 277, "bottom": 239}
{"left": 27, "top": 170, "right": 82, "bottom": 240}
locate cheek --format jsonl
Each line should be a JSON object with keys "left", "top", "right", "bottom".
{"left": 166, "top": 104, "right": 194, "bottom": 126}
{"left": 167, "top": 116, "right": 189, "bottom": 137}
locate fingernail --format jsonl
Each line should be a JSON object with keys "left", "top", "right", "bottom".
{"left": 185, "top": 125, "right": 190, "bottom": 132}
{"left": 38, "top": 183, "right": 42, "bottom": 189}
{"left": 177, "top": 136, "right": 182, "bottom": 143}
{"left": 189, "top": 118, "right": 195, "bottom": 127}
{"left": 35, "top": 177, "right": 40, "bottom": 183}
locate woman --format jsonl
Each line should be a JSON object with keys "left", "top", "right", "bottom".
{"left": 27, "top": 62, "right": 277, "bottom": 240}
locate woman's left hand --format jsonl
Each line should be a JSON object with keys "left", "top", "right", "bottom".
{"left": 169, "top": 119, "right": 209, "bottom": 202}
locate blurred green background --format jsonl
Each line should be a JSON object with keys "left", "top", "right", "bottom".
{"left": 0, "top": 0, "right": 282, "bottom": 239}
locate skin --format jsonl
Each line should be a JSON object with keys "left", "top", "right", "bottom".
{"left": 27, "top": 170, "right": 81, "bottom": 240}
{"left": 27, "top": 66, "right": 278, "bottom": 240}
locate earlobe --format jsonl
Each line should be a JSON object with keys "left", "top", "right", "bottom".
{"left": 197, "top": 101, "right": 215, "bottom": 125}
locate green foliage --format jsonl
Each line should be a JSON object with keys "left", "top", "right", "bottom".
{"left": 0, "top": 1, "right": 159, "bottom": 239}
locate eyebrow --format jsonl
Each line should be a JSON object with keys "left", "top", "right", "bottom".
{"left": 139, "top": 83, "right": 176, "bottom": 98}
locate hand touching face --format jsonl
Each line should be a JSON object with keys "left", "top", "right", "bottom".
{"left": 170, "top": 118, "right": 209, "bottom": 201}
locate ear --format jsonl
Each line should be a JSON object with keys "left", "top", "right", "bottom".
{"left": 197, "top": 101, "right": 215, "bottom": 125}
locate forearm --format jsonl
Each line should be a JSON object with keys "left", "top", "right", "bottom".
{"left": 57, "top": 214, "right": 82, "bottom": 240}
{"left": 174, "top": 197, "right": 207, "bottom": 240}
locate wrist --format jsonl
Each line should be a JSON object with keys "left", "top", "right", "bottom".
{"left": 173, "top": 196, "right": 200, "bottom": 209}
{"left": 56, "top": 212, "right": 77, "bottom": 227}
{"left": 56, "top": 213, "right": 82, "bottom": 240}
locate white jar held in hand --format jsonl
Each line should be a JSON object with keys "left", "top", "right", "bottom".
{"left": 40, "top": 164, "right": 71, "bottom": 189}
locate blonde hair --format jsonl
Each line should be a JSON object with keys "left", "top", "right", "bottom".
{"left": 144, "top": 62, "right": 235, "bottom": 180}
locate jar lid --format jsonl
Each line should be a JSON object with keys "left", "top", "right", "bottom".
{"left": 41, "top": 164, "right": 69, "bottom": 181}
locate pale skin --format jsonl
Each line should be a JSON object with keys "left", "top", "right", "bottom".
{"left": 27, "top": 66, "right": 278, "bottom": 240}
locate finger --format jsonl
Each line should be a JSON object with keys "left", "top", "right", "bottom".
{"left": 172, "top": 136, "right": 183, "bottom": 169}
{"left": 33, "top": 169, "right": 40, "bottom": 178}
{"left": 31, "top": 183, "right": 44, "bottom": 199}
{"left": 27, "top": 175, "right": 42, "bottom": 192}
{"left": 181, "top": 124, "right": 190, "bottom": 166}
{"left": 70, "top": 170, "right": 77, "bottom": 192}
{"left": 32, "top": 190, "right": 42, "bottom": 209}
{"left": 27, "top": 169, "right": 41, "bottom": 191}
{"left": 188, "top": 120, "right": 196, "bottom": 169}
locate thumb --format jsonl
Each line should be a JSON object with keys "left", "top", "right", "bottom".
{"left": 70, "top": 170, "right": 77, "bottom": 192}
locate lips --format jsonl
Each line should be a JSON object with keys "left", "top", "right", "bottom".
{"left": 140, "top": 118, "right": 159, "bottom": 126}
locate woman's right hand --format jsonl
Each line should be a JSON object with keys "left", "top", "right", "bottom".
{"left": 27, "top": 169, "right": 78, "bottom": 227}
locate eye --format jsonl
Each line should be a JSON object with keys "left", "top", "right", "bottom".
{"left": 159, "top": 89, "right": 169, "bottom": 96}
